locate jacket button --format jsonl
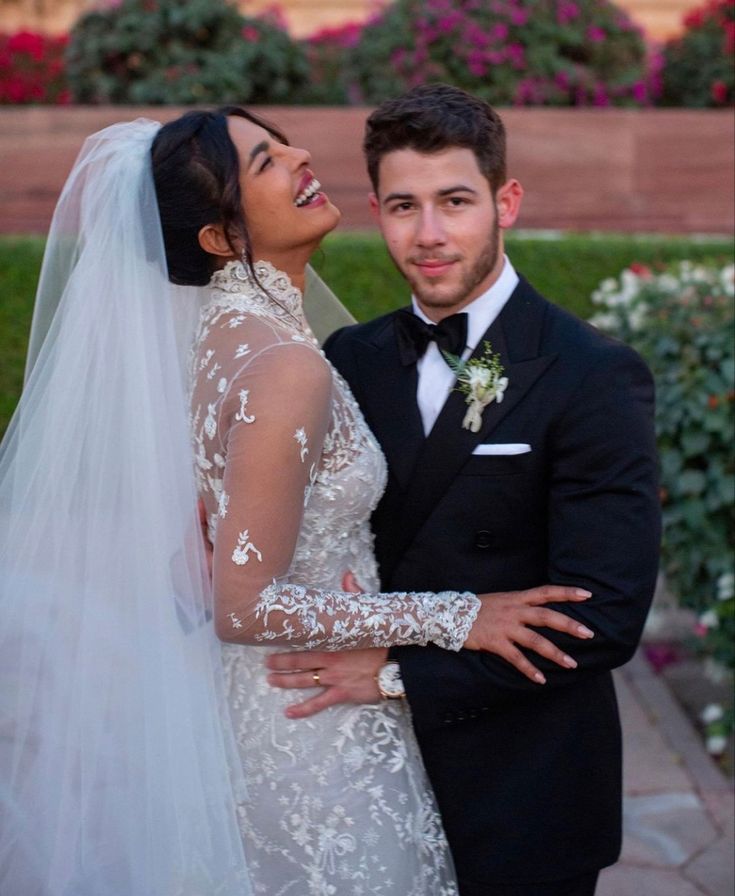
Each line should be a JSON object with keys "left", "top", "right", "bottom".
{"left": 475, "top": 530, "right": 492, "bottom": 549}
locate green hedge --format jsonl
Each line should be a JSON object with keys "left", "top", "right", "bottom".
{"left": 313, "top": 232, "right": 735, "bottom": 320}
{"left": 1, "top": 233, "right": 732, "bottom": 436}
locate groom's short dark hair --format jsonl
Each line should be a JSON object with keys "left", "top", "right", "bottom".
{"left": 363, "top": 83, "right": 507, "bottom": 194}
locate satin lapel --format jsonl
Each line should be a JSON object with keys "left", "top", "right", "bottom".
{"left": 385, "top": 282, "right": 557, "bottom": 573}
{"left": 352, "top": 311, "right": 425, "bottom": 489}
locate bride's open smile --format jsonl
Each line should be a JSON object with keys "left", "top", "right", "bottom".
{"left": 227, "top": 115, "right": 341, "bottom": 276}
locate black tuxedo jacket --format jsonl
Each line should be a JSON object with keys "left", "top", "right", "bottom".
{"left": 324, "top": 276, "right": 661, "bottom": 887}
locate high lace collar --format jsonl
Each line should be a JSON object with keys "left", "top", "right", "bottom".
{"left": 207, "top": 259, "right": 306, "bottom": 330}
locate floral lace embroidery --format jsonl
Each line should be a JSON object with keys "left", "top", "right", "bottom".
{"left": 255, "top": 583, "right": 479, "bottom": 652}
{"left": 191, "top": 259, "right": 460, "bottom": 895}
{"left": 231, "top": 530, "right": 263, "bottom": 566}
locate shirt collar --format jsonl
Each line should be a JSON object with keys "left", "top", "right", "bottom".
{"left": 411, "top": 255, "right": 519, "bottom": 350}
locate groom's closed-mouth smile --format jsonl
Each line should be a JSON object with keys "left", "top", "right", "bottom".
{"left": 412, "top": 256, "right": 459, "bottom": 277}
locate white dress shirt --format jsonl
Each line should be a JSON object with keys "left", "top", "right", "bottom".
{"left": 413, "top": 256, "right": 519, "bottom": 435}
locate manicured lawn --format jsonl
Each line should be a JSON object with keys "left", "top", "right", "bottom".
{"left": 1, "top": 231, "right": 732, "bottom": 436}
{"left": 0, "top": 237, "right": 46, "bottom": 435}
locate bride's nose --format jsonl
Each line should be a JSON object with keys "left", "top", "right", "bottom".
{"left": 289, "top": 145, "right": 311, "bottom": 168}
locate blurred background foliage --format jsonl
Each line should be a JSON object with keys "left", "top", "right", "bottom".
{"left": 0, "top": 0, "right": 732, "bottom": 106}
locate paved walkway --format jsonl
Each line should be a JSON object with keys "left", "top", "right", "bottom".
{"left": 600, "top": 652, "right": 733, "bottom": 895}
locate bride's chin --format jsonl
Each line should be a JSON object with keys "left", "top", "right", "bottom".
{"left": 321, "top": 201, "right": 342, "bottom": 233}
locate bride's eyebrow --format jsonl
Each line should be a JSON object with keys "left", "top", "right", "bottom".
{"left": 247, "top": 140, "right": 270, "bottom": 170}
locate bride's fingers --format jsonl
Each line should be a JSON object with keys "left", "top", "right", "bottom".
{"left": 285, "top": 687, "right": 347, "bottom": 720}
{"left": 498, "top": 645, "right": 547, "bottom": 684}
{"left": 520, "top": 585, "right": 592, "bottom": 605}
{"left": 525, "top": 607, "right": 594, "bottom": 639}
{"left": 512, "top": 627, "right": 579, "bottom": 670}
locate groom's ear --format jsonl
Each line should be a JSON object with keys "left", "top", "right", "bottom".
{"left": 368, "top": 193, "right": 380, "bottom": 222}
{"left": 198, "top": 223, "right": 234, "bottom": 259}
{"left": 495, "top": 178, "right": 524, "bottom": 230}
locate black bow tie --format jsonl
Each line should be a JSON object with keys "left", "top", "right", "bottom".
{"left": 394, "top": 310, "right": 468, "bottom": 366}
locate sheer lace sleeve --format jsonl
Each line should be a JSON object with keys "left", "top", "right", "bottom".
{"left": 193, "top": 319, "right": 479, "bottom": 653}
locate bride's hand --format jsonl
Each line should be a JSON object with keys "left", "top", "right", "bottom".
{"left": 464, "top": 586, "right": 594, "bottom": 684}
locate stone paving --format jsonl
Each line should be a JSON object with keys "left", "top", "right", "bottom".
{"left": 599, "top": 653, "right": 733, "bottom": 896}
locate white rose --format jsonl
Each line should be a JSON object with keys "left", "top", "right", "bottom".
{"left": 706, "top": 734, "right": 728, "bottom": 755}
{"left": 699, "top": 609, "right": 719, "bottom": 629}
{"left": 716, "top": 572, "right": 734, "bottom": 601}
{"left": 467, "top": 366, "right": 491, "bottom": 390}
{"left": 700, "top": 703, "right": 724, "bottom": 725}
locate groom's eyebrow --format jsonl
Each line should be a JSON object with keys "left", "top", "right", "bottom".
{"left": 382, "top": 185, "right": 478, "bottom": 203}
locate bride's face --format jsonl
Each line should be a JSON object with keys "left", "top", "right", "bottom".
{"left": 227, "top": 115, "right": 341, "bottom": 270}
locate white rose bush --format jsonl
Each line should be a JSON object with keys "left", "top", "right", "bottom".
{"left": 591, "top": 260, "right": 734, "bottom": 756}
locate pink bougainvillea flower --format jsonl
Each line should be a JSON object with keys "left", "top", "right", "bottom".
{"left": 557, "top": 1, "right": 580, "bottom": 25}
{"left": 711, "top": 79, "right": 729, "bottom": 104}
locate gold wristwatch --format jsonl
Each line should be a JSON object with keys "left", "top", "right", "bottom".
{"left": 376, "top": 661, "right": 406, "bottom": 699}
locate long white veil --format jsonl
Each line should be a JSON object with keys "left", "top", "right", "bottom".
{"left": 0, "top": 120, "right": 252, "bottom": 895}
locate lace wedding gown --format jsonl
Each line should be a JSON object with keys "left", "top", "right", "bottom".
{"left": 190, "top": 260, "right": 477, "bottom": 896}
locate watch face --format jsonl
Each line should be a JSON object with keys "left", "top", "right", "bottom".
{"left": 378, "top": 662, "right": 405, "bottom": 699}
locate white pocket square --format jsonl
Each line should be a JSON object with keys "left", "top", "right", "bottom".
{"left": 472, "top": 443, "right": 531, "bottom": 456}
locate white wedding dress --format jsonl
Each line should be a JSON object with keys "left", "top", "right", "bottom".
{"left": 190, "top": 260, "right": 472, "bottom": 896}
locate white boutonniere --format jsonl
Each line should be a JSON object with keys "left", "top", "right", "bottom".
{"left": 443, "top": 341, "right": 508, "bottom": 433}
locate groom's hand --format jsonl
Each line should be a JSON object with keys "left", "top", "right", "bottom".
{"left": 198, "top": 498, "right": 214, "bottom": 579}
{"left": 265, "top": 648, "right": 387, "bottom": 719}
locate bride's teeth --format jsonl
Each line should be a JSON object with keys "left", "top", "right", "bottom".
{"left": 295, "top": 179, "right": 321, "bottom": 207}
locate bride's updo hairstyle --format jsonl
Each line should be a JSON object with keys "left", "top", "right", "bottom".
{"left": 151, "top": 106, "right": 288, "bottom": 286}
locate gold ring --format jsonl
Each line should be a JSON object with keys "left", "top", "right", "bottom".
{"left": 312, "top": 671, "right": 321, "bottom": 686}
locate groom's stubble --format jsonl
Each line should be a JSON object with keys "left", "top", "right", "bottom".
{"left": 390, "top": 216, "right": 501, "bottom": 315}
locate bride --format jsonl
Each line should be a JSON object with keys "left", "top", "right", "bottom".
{"left": 0, "top": 107, "right": 592, "bottom": 895}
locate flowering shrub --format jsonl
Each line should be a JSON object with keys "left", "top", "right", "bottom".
{"left": 591, "top": 261, "right": 735, "bottom": 731}
{"left": 300, "top": 22, "right": 363, "bottom": 104}
{"left": 661, "top": 0, "right": 734, "bottom": 107}
{"left": 348, "top": 0, "right": 658, "bottom": 106}
{"left": 0, "top": 31, "right": 70, "bottom": 104}
{"left": 67, "top": 0, "right": 308, "bottom": 104}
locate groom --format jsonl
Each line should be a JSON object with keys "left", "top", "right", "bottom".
{"left": 268, "top": 84, "right": 660, "bottom": 895}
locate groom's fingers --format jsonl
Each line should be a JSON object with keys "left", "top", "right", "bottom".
{"left": 284, "top": 687, "right": 348, "bottom": 720}
{"left": 266, "top": 650, "right": 331, "bottom": 672}
{"left": 268, "top": 670, "right": 325, "bottom": 690}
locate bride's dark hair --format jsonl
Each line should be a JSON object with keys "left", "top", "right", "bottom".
{"left": 151, "top": 106, "right": 288, "bottom": 286}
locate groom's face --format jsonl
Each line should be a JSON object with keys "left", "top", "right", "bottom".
{"left": 369, "top": 147, "right": 522, "bottom": 321}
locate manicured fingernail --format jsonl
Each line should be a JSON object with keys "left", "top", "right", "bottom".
{"left": 534, "top": 672, "right": 546, "bottom": 684}
{"left": 575, "top": 589, "right": 592, "bottom": 597}
{"left": 577, "top": 625, "right": 594, "bottom": 638}
{"left": 563, "top": 655, "right": 577, "bottom": 669}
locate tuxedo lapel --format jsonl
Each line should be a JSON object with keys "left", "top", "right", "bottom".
{"left": 351, "top": 310, "right": 425, "bottom": 488}
{"left": 382, "top": 280, "right": 558, "bottom": 580}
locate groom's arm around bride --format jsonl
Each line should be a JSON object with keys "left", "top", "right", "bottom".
{"left": 268, "top": 84, "right": 661, "bottom": 896}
